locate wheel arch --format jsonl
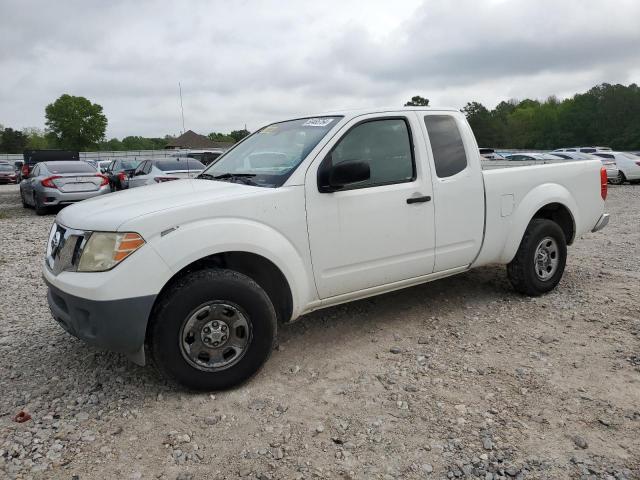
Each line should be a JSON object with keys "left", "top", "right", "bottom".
{"left": 499, "top": 184, "right": 578, "bottom": 264}
{"left": 149, "top": 251, "right": 294, "bottom": 329}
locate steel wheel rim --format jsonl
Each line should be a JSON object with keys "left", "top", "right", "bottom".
{"left": 534, "top": 236, "right": 559, "bottom": 281}
{"left": 179, "top": 301, "right": 252, "bottom": 372}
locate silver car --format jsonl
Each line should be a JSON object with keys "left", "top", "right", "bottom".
{"left": 20, "top": 161, "right": 111, "bottom": 215}
{"left": 127, "top": 158, "right": 205, "bottom": 189}
{"left": 551, "top": 151, "right": 619, "bottom": 182}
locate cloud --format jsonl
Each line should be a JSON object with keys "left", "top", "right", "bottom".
{"left": 1, "top": 0, "right": 638, "bottom": 138}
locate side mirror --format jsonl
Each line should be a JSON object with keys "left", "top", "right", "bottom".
{"left": 320, "top": 159, "right": 370, "bottom": 192}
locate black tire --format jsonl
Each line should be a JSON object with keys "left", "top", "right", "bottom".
{"left": 148, "top": 268, "right": 277, "bottom": 391}
{"left": 34, "top": 193, "right": 48, "bottom": 215}
{"left": 20, "top": 188, "right": 29, "bottom": 208}
{"left": 610, "top": 171, "right": 626, "bottom": 185}
{"left": 507, "top": 218, "right": 567, "bottom": 296}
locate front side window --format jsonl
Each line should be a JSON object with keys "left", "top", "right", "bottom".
{"left": 424, "top": 115, "right": 468, "bottom": 177}
{"left": 201, "top": 116, "right": 342, "bottom": 188}
{"left": 321, "top": 118, "right": 415, "bottom": 189}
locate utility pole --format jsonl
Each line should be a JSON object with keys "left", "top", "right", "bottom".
{"left": 179, "top": 82, "right": 186, "bottom": 134}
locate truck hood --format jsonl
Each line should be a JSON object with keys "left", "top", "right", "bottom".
{"left": 56, "top": 179, "right": 263, "bottom": 231}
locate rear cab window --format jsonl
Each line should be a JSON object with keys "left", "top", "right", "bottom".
{"left": 424, "top": 115, "right": 468, "bottom": 177}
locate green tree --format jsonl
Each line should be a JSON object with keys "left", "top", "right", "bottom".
{"left": 462, "top": 102, "right": 500, "bottom": 147}
{"left": 404, "top": 95, "right": 430, "bottom": 107}
{"left": 23, "top": 127, "right": 51, "bottom": 149}
{"left": 229, "top": 129, "right": 250, "bottom": 142}
{"left": 0, "top": 128, "right": 28, "bottom": 153}
{"left": 45, "top": 94, "right": 108, "bottom": 150}
{"left": 208, "top": 132, "right": 235, "bottom": 142}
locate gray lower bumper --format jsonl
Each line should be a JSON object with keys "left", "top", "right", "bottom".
{"left": 45, "top": 280, "right": 156, "bottom": 365}
{"left": 592, "top": 213, "right": 610, "bottom": 232}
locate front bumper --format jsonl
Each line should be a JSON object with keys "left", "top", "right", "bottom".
{"left": 40, "top": 186, "right": 110, "bottom": 206}
{"left": 592, "top": 213, "right": 610, "bottom": 232}
{"left": 46, "top": 279, "right": 155, "bottom": 365}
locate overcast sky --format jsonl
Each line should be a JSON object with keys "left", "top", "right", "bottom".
{"left": 2, "top": 0, "right": 639, "bottom": 138}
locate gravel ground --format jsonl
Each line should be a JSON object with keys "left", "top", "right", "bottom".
{"left": 0, "top": 183, "right": 639, "bottom": 480}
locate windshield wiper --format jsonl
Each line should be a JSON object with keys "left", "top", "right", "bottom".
{"left": 196, "top": 173, "right": 216, "bottom": 180}
{"left": 212, "top": 173, "right": 256, "bottom": 179}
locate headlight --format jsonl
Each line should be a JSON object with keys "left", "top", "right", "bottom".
{"left": 78, "top": 232, "right": 145, "bottom": 272}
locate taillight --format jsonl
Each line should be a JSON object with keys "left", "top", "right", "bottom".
{"left": 41, "top": 175, "right": 61, "bottom": 189}
{"left": 118, "top": 172, "right": 127, "bottom": 182}
{"left": 154, "top": 177, "right": 179, "bottom": 183}
{"left": 600, "top": 167, "right": 607, "bottom": 201}
{"left": 96, "top": 174, "right": 109, "bottom": 186}
{"left": 21, "top": 165, "right": 29, "bottom": 176}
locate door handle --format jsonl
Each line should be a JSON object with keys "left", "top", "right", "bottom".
{"left": 406, "top": 195, "right": 431, "bottom": 204}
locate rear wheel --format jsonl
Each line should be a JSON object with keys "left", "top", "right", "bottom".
{"left": 33, "top": 193, "right": 48, "bottom": 216}
{"left": 148, "top": 268, "right": 277, "bottom": 391}
{"left": 20, "top": 188, "right": 29, "bottom": 208}
{"left": 507, "top": 219, "right": 567, "bottom": 296}
{"left": 610, "top": 171, "right": 626, "bottom": 185}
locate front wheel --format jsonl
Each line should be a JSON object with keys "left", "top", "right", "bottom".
{"left": 148, "top": 268, "right": 277, "bottom": 391}
{"left": 507, "top": 219, "right": 567, "bottom": 296}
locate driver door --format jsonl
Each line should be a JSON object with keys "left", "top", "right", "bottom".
{"left": 305, "top": 113, "right": 436, "bottom": 299}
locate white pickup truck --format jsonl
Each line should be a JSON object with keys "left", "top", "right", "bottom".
{"left": 44, "top": 108, "right": 609, "bottom": 390}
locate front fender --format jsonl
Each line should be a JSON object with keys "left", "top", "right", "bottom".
{"left": 148, "top": 218, "right": 316, "bottom": 318}
{"left": 498, "top": 183, "right": 578, "bottom": 264}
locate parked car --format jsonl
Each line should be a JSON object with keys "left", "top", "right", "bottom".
{"left": 43, "top": 108, "right": 609, "bottom": 390}
{"left": 21, "top": 149, "right": 80, "bottom": 179}
{"left": 127, "top": 158, "right": 206, "bottom": 188}
{"left": 551, "top": 151, "right": 619, "bottom": 182}
{"left": 97, "top": 160, "right": 112, "bottom": 173}
{"left": 553, "top": 146, "right": 612, "bottom": 154}
{"left": 593, "top": 151, "right": 640, "bottom": 184}
{"left": 0, "top": 163, "right": 18, "bottom": 184}
{"left": 479, "top": 148, "right": 505, "bottom": 160}
{"left": 20, "top": 161, "right": 110, "bottom": 215}
{"left": 103, "top": 159, "right": 142, "bottom": 191}
{"left": 505, "top": 152, "right": 564, "bottom": 161}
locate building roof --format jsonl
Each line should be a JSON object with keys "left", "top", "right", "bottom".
{"left": 165, "top": 130, "right": 234, "bottom": 150}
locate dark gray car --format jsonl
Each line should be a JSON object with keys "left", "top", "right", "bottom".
{"left": 20, "top": 161, "right": 111, "bottom": 215}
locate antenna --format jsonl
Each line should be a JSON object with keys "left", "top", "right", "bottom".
{"left": 179, "top": 82, "right": 185, "bottom": 134}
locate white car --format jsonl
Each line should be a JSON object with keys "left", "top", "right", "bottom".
{"left": 43, "top": 107, "right": 608, "bottom": 390}
{"left": 593, "top": 151, "right": 640, "bottom": 184}
{"left": 505, "top": 152, "right": 565, "bottom": 161}
{"left": 552, "top": 151, "right": 619, "bottom": 182}
{"left": 479, "top": 148, "right": 505, "bottom": 160}
{"left": 127, "top": 158, "right": 205, "bottom": 188}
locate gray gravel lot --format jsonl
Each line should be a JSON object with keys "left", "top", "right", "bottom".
{"left": 1, "top": 183, "right": 639, "bottom": 480}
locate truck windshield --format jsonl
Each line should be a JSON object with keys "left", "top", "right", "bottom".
{"left": 199, "top": 116, "right": 342, "bottom": 187}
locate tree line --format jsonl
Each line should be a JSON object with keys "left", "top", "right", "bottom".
{"left": 2, "top": 84, "right": 639, "bottom": 153}
{"left": 0, "top": 94, "right": 249, "bottom": 153}
{"left": 461, "top": 83, "right": 640, "bottom": 150}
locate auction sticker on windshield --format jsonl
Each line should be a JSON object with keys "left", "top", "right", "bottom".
{"left": 302, "top": 118, "right": 334, "bottom": 127}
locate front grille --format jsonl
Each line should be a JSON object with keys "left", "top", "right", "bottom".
{"left": 46, "top": 224, "right": 88, "bottom": 275}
